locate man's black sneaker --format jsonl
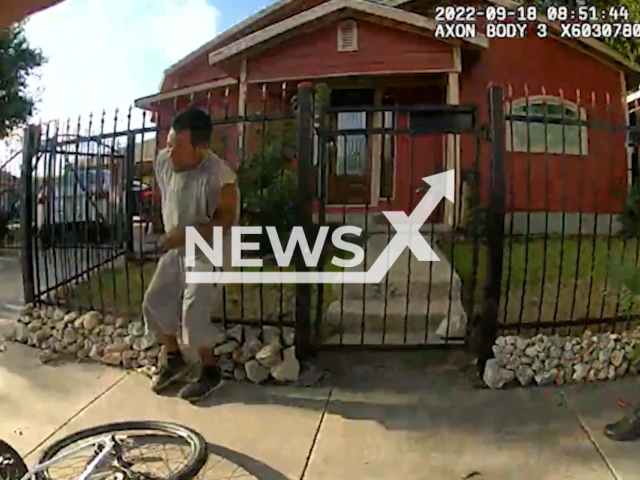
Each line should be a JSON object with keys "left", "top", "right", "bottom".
{"left": 151, "top": 351, "right": 190, "bottom": 394}
{"left": 178, "top": 365, "right": 223, "bottom": 402}
{"left": 604, "top": 402, "right": 640, "bottom": 441}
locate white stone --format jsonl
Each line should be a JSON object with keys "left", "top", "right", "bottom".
{"left": 101, "top": 352, "right": 122, "bottom": 366}
{"left": 82, "top": 311, "right": 102, "bottom": 330}
{"left": 73, "top": 316, "right": 85, "bottom": 329}
{"left": 52, "top": 308, "right": 65, "bottom": 321}
{"left": 39, "top": 350, "right": 57, "bottom": 364}
{"left": 13, "top": 324, "right": 28, "bottom": 343}
{"left": 256, "top": 343, "right": 282, "bottom": 368}
{"left": 483, "top": 359, "right": 515, "bottom": 389}
{"left": 245, "top": 359, "right": 270, "bottom": 384}
{"left": 573, "top": 363, "right": 590, "bottom": 382}
{"left": 233, "top": 368, "right": 247, "bottom": 381}
{"left": 271, "top": 346, "right": 300, "bottom": 382}
{"left": 115, "top": 317, "right": 130, "bottom": 328}
{"left": 62, "top": 329, "right": 78, "bottom": 345}
{"left": 105, "top": 337, "right": 128, "bottom": 353}
{"left": 127, "top": 321, "right": 145, "bottom": 337}
{"left": 214, "top": 341, "right": 239, "bottom": 356}
{"left": 89, "top": 344, "right": 103, "bottom": 361}
{"left": 611, "top": 349, "right": 625, "bottom": 368}
{"left": 27, "top": 320, "right": 42, "bottom": 332}
{"left": 226, "top": 324, "right": 243, "bottom": 343}
{"left": 534, "top": 368, "right": 558, "bottom": 386}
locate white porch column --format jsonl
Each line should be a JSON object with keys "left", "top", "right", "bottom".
{"left": 444, "top": 67, "right": 461, "bottom": 227}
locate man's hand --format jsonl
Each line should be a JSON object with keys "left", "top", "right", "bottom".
{"left": 160, "top": 229, "right": 186, "bottom": 252}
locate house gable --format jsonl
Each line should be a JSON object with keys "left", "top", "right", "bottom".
{"left": 245, "top": 18, "right": 459, "bottom": 83}
{"left": 208, "top": 0, "right": 486, "bottom": 69}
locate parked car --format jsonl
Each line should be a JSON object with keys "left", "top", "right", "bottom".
{"left": 36, "top": 168, "right": 123, "bottom": 248}
{"left": 131, "top": 179, "right": 153, "bottom": 219}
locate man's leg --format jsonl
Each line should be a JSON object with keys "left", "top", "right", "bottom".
{"left": 143, "top": 251, "right": 190, "bottom": 393}
{"left": 177, "top": 258, "right": 223, "bottom": 402}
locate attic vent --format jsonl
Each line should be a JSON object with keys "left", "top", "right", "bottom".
{"left": 337, "top": 20, "right": 358, "bottom": 52}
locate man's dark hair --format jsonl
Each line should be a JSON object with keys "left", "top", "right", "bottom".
{"left": 171, "top": 108, "right": 212, "bottom": 147}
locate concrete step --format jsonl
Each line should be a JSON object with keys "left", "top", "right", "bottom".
{"left": 324, "top": 297, "right": 467, "bottom": 338}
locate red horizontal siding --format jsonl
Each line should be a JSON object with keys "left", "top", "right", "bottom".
{"left": 247, "top": 19, "right": 454, "bottom": 83}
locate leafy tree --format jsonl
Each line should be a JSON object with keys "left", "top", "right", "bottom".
{"left": 0, "top": 22, "right": 44, "bottom": 139}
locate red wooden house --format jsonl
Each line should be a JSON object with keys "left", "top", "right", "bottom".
{"left": 134, "top": 0, "right": 640, "bottom": 229}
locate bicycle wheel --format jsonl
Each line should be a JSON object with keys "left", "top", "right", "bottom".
{"left": 0, "top": 440, "right": 28, "bottom": 480}
{"left": 35, "top": 421, "right": 207, "bottom": 480}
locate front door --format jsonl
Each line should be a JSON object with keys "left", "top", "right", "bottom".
{"left": 326, "top": 89, "right": 374, "bottom": 205}
{"left": 391, "top": 86, "right": 445, "bottom": 222}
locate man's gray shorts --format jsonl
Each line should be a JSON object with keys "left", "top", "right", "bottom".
{"left": 142, "top": 249, "right": 220, "bottom": 350}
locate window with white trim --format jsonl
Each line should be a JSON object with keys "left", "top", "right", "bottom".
{"left": 505, "top": 96, "right": 588, "bottom": 156}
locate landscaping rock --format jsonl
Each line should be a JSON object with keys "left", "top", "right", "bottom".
{"left": 483, "top": 359, "right": 515, "bottom": 389}
{"left": 214, "top": 341, "right": 238, "bottom": 356}
{"left": 226, "top": 324, "right": 243, "bottom": 343}
{"left": 256, "top": 343, "right": 282, "bottom": 368}
{"left": 245, "top": 359, "right": 270, "bottom": 384}
{"left": 115, "top": 317, "right": 130, "bottom": 328}
{"left": 271, "top": 346, "right": 300, "bottom": 382}
{"left": 82, "top": 311, "right": 103, "bottom": 330}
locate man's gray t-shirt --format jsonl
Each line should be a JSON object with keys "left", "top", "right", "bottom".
{"left": 154, "top": 149, "right": 223, "bottom": 235}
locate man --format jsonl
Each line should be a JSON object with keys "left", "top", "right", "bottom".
{"left": 143, "top": 107, "right": 238, "bottom": 402}
{"left": 1, "top": 0, "right": 64, "bottom": 27}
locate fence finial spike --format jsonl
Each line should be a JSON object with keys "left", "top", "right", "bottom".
{"left": 559, "top": 88, "right": 564, "bottom": 100}
{"left": 541, "top": 85, "right": 547, "bottom": 96}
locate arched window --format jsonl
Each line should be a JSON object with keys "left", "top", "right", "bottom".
{"left": 505, "top": 95, "right": 588, "bottom": 155}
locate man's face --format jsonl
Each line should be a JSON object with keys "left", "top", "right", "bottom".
{"left": 167, "top": 128, "right": 205, "bottom": 171}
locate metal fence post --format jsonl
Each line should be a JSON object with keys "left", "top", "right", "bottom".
{"left": 294, "top": 82, "right": 315, "bottom": 359}
{"left": 20, "top": 125, "right": 39, "bottom": 304}
{"left": 477, "top": 86, "right": 507, "bottom": 376}
{"left": 124, "top": 133, "right": 135, "bottom": 255}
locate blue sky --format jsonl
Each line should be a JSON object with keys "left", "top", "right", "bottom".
{"left": 23, "top": 0, "right": 273, "bottom": 123}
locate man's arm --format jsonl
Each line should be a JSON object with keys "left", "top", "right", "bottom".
{"left": 161, "top": 182, "right": 238, "bottom": 250}
{"left": 195, "top": 182, "right": 238, "bottom": 239}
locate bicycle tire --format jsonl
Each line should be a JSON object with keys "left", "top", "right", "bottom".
{"left": 35, "top": 421, "right": 207, "bottom": 480}
{"left": 0, "top": 440, "right": 28, "bottom": 480}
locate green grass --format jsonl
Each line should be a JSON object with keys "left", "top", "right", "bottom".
{"left": 440, "top": 236, "right": 640, "bottom": 328}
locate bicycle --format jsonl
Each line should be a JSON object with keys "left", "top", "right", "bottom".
{"left": 0, "top": 421, "right": 208, "bottom": 480}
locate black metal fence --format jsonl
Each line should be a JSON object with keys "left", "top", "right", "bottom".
{"left": 15, "top": 82, "right": 640, "bottom": 369}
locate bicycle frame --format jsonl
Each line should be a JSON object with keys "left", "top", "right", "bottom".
{"left": 20, "top": 435, "right": 119, "bottom": 480}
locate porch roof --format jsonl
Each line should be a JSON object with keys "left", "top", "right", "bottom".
{"left": 207, "top": 0, "right": 488, "bottom": 66}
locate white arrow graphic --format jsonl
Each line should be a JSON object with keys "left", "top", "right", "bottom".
{"left": 329, "top": 169, "right": 455, "bottom": 284}
{"left": 186, "top": 170, "right": 455, "bottom": 284}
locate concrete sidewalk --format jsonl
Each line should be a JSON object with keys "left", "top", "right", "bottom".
{"left": 1, "top": 344, "right": 640, "bottom": 480}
